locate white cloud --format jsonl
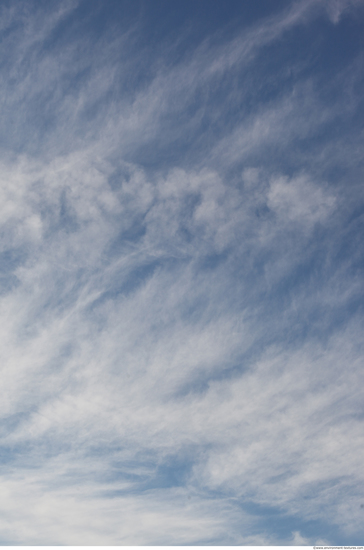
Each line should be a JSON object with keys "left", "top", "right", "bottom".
{"left": 324, "top": 0, "right": 364, "bottom": 24}
{"left": 0, "top": 474, "right": 249, "bottom": 545}
{"left": 267, "top": 174, "right": 336, "bottom": 227}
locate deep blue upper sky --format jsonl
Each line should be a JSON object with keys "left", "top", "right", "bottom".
{"left": 0, "top": 0, "right": 363, "bottom": 545}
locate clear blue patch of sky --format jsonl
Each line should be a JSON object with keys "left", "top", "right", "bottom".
{"left": 239, "top": 499, "right": 352, "bottom": 546}
{"left": 0, "top": 248, "right": 27, "bottom": 272}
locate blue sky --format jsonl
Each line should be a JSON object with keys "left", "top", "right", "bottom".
{"left": 0, "top": 0, "right": 363, "bottom": 545}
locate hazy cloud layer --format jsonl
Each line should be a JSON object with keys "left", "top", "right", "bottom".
{"left": 0, "top": 0, "right": 363, "bottom": 544}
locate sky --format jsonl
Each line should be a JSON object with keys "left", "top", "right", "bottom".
{"left": 0, "top": 0, "right": 363, "bottom": 545}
